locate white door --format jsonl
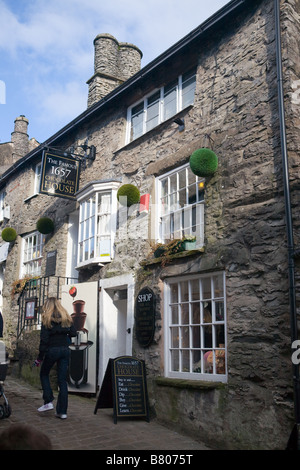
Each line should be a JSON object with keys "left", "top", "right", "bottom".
{"left": 98, "top": 273, "right": 134, "bottom": 385}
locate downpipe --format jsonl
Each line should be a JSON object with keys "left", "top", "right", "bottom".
{"left": 274, "top": 0, "right": 300, "bottom": 449}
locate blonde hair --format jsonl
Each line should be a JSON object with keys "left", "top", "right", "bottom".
{"left": 41, "top": 297, "right": 73, "bottom": 329}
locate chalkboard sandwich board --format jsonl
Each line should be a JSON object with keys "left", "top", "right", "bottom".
{"left": 94, "top": 356, "right": 149, "bottom": 424}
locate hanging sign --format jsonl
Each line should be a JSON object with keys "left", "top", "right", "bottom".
{"left": 94, "top": 356, "right": 149, "bottom": 424}
{"left": 39, "top": 151, "right": 80, "bottom": 199}
{"left": 135, "top": 287, "right": 156, "bottom": 347}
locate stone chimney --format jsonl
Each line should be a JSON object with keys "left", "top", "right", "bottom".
{"left": 87, "top": 33, "right": 143, "bottom": 107}
{"left": 11, "top": 115, "right": 29, "bottom": 161}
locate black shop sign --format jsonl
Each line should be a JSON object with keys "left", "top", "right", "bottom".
{"left": 40, "top": 151, "right": 80, "bottom": 200}
{"left": 94, "top": 356, "right": 149, "bottom": 423}
{"left": 135, "top": 287, "right": 156, "bottom": 347}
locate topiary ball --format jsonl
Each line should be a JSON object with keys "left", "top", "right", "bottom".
{"left": 117, "top": 184, "right": 140, "bottom": 207}
{"left": 1, "top": 227, "right": 17, "bottom": 242}
{"left": 36, "top": 217, "right": 54, "bottom": 234}
{"left": 189, "top": 148, "right": 218, "bottom": 177}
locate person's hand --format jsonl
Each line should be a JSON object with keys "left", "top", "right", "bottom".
{"left": 32, "top": 359, "right": 42, "bottom": 367}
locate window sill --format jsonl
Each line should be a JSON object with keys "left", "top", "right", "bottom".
{"left": 155, "top": 377, "right": 226, "bottom": 391}
{"left": 76, "top": 257, "right": 112, "bottom": 269}
{"left": 24, "top": 193, "right": 38, "bottom": 203}
{"left": 140, "top": 247, "right": 204, "bottom": 267}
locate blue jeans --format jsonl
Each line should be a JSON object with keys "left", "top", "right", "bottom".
{"left": 40, "top": 346, "right": 70, "bottom": 414}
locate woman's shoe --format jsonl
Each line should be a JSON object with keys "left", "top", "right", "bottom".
{"left": 55, "top": 413, "right": 67, "bottom": 419}
{"left": 38, "top": 402, "right": 54, "bottom": 412}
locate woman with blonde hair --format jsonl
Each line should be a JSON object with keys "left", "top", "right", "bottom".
{"left": 34, "top": 297, "right": 76, "bottom": 419}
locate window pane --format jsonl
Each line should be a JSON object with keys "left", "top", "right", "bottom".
{"left": 170, "top": 284, "right": 178, "bottom": 303}
{"left": 181, "top": 303, "right": 189, "bottom": 324}
{"left": 191, "top": 279, "right": 200, "bottom": 301}
{"left": 182, "top": 70, "right": 196, "bottom": 108}
{"left": 180, "top": 281, "right": 189, "bottom": 302}
{"left": 192, "top": 326, "right": 200, "bottom": 348}
{"left": 171, "top": 305, "right": 179, "bottom": 324}
{"left": 171, "top": 327, "right": 179, "bottom": 348}
{"left": 164, "top": 80, "right": 177, "bottom": 120}
{"left": 171, "top": 350, "right": 179, "bottom": 371}
{"left": 202, "top": 278, "right": 211, "bottom": 299}
{"left": 131, "top": 102, "right": 144, "bottom": 140}
{"left": 216, "top": 350, "right": 226, "bottom": 374}
{"left": 192, "top": 303, "right": 200, "bottom": 324}
{"left": 146, "top": 91, "right": 160, "bottom": 132}
{"left": 182, "top": 350, "right": 189, "bottom": 371}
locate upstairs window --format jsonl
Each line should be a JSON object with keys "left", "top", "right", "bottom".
{"left": 76, "top": 181, "right": 119, "bottom": 268}
{"left": 156, "top": 163, "right": 204, "bottom": 247}
{"left": 127, "top": 69, "right": 196, "bottom": 143}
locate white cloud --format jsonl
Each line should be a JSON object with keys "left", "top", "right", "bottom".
{"left": 0, "top": 0, "right": 229, "bottom": 142}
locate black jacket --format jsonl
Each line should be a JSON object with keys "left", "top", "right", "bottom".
{"left": 38, "top": 321, "right": 77, "bottom": 361}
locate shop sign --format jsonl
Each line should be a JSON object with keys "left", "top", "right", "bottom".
{"left": 135, "top": 287, "right": 156, "bottom": 347}
{"left": 39, "top": 151, "right": 80, "bottom": 199}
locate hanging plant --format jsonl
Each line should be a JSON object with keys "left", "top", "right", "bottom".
{"left": 189, "top": 148, "right": 218, "bottom": 177}
{"left": 117, "top": 184, "right": 140, "bottom": 207}
{"left": 1, "top": 227, "right": 17, "bottom": 242}
{"left": 36, "top": 217, "right": 54, "bottom": 234}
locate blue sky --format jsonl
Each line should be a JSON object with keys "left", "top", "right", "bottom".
{"left": 0, "top": 0, "right": 229, "bottom": 145}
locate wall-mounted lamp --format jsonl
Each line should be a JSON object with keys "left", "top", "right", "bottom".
{"left": 173, "top": 118, "right": 185, "bottom": 132}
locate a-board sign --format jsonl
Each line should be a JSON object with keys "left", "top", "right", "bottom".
{"left": 94, "top": 356, "right": 149, "bottom": 424}
{"left": 135, "top": 287, "right": 156, "bottom": 347}
{"left": 40, "top": 150, "right": 80, "bottom": 200}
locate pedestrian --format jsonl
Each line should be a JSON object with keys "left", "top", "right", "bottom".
{"left": 34, "top": 297, "right": 76, "bottom": 419}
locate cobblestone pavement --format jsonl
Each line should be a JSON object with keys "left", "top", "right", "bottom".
{"left": 0, "top": 376, "right": 211, "bottom": 452}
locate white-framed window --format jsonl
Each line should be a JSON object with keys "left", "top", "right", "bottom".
{"left": 34, "top": 162, "right": 42, "bottom": 195}
{"left": 21, "top": 231, "right": 45, "bottom": 277}
{"left": 126, "top": 69, "right": 196, "bottom": 143}
{"left": 76, "top": 180, "right": 120, "bottom": 268}
{"left": 156, "top": 163, "right": 205, "bottom": 246}
{"left": 0, "top": 192, "right": 5, "bottom": 222}
{"left": 164, "top": 272, "right": 227, "bottom": 382}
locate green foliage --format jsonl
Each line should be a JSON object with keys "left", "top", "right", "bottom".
{"left": 1, "top": 227, "right": 17, "bottom": 242}
{"left": 189, "top": 148, "right": 218, "bottom": 177}
{"left": 36, "top": 217, "right": 54, "bottom": 234}
{"left": 117, "top": 184, "right": 140, "bottom": 207}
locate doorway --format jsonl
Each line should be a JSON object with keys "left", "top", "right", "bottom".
{"left": 98, "top": 273, "right": 134, "bottom": 385}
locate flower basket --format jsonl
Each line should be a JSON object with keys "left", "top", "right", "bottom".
{"left": 1, "top": 227, "right": 17, "bottom": 242}
{"left": 36, "top": 217, "right": 54, "bottom": 234}
{"left": 117, "top": 184, "right": 140, "bottom": 207}
{"left": 189, "top": 148, "right": 218, "bottom": 177}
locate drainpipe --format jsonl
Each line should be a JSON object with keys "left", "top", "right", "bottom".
{"left": 274, "top": 0, "right": 300, "bottom": 448}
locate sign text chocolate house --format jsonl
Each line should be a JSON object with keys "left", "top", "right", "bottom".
{"left": 40, "top": 151, "right": 81, "bottom": 199}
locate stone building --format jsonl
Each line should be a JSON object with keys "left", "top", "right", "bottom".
{"left": 0, "top": 0, "right": 300, "bottom": 449}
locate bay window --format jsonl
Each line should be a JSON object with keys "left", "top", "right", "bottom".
{"left": 76, "top": 180, "right": 119, "bottom": 267}
{"left": 164, "top": 272, "right": 227, "bottom": 382}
